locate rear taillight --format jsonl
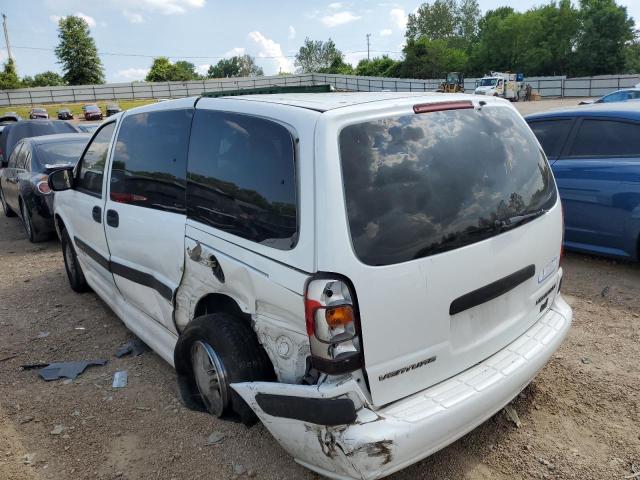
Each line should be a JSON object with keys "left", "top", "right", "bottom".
{"left": 304, "top": 277, "right": 362, "bottom": 374}
{"left": 37, "top": 179, "right": 51, "bottom": 194}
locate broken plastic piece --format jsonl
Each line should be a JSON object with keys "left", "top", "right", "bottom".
{"left": 22, "top": 360, "right": 107, "bottom": 381}
{"left": 112, "top": 371, "right": 128, "bottom": 388}
{"left": 115, "top": 338, "right": 151, "bottom": 358}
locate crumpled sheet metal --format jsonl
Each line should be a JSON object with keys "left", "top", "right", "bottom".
{"left": 21, "top": 360, "right": 107, "bottom": 381}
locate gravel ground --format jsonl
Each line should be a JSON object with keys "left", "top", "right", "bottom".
{"left": 1, "top": 98, "right": 639, "bottom": 480}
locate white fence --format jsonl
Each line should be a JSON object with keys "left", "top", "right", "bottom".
{"left": 1, "top": 73, "right": 639, "bottom": 106}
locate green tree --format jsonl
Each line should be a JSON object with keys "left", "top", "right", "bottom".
{"left": 294, "top": 38, "right": 347, "bottom": 73}
{"left": 399, "top": 38, "right": 467, "bottom": 78}
{"left": 457, "top": 0, "right": 481, "bottom": 48}
{"left": 625, "top": 42, "right": 640, "bottom": 73}
{"left": 173, "top": 60, "right": 201, "bottom": 81}
{"left": 207, "top": 55, "right": 264, "bottom": 78}
{"left": 572, "top": 0, "right": 635, "bottom": 75}
{"left": 29, "top": 71, "right": 66, "bottom": 87}
{"left": 54, "top": 15, "right": 104, "bottom": 85}
{"left": 145, "top": 57, "right": 174, "bottom": 82}
{"left": 355, "top": 56, "right": 400, "bottom": 76}
{"left": 0, "top": 59, "right": 21, "bottom": 89}
{"left": 406, "top": 0, "right": 458, "bottom": 41}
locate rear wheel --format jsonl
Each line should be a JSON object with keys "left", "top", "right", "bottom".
{"left": 174, "top": 313, "right": 275, "bottom": 424}
{"left": 0, "top": 188, "right": 15, "bottom": 217}
{"left": 61, "top": 229, "right": 89, "bottom": 293}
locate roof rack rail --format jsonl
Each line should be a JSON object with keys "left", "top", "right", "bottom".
{"left": 201, "top": 84, "right": 333, "bottom": 98}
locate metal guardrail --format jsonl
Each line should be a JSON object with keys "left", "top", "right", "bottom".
{"left": 0, "top": 73, "right": 639, "bottom": 106}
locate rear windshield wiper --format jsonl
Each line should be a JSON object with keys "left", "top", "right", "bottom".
{"left": 494, "top": 208, "right": 547, "bottom": 230}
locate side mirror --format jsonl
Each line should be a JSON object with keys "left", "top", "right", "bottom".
{"left": 48, "top": 168, "right": 75, "bottom": 192}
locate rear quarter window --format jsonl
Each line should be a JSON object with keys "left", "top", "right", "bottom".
{"left": 186, "top": 110, "right": 297, "bottom": 250}
{"left": 339, "top": 106, "right": 557, "bottom": 266}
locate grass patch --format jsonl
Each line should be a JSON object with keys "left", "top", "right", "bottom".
{"left": 2, "top": 99, "right": 157, "bottom": 119}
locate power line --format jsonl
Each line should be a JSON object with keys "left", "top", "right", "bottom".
{"left": 11, "top": 45, "right": 402, "bottom": 60}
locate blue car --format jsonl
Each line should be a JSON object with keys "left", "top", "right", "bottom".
{"left": 526, "top": 103, "right": 640, "bottom": 261}
{"left": 579, "top": 88, "right": 640, "bottom": 105}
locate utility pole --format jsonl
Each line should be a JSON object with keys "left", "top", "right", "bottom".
{"left": 2, "top": 14, "right": 13, "bottom": 61}
{"left": 366, "top": 33, "right": 371, "bottom": 61}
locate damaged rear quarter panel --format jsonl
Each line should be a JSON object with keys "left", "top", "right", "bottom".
{"left": 176, "top": 232, "right": 311, "bottom": 383}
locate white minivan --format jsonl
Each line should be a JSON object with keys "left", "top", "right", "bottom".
{"left": 49, "top": 92, "right": 572, "bottom": 479}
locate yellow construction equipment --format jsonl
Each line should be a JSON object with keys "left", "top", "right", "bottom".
{"left": 437, "top": 72, "right": 465, "bottom": 93}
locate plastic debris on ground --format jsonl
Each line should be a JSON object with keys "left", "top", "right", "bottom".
{"left": 21, "top": 360, "right": 107, "bottom": 381}
{"left": 112, "top": 371, "right": 128, "bottom": 388}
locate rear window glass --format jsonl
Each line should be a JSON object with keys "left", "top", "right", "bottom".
{"left": 568, "top": 119, "right": 640, "bottom": 157}
{"left": 339, "top": 106, "right": 557, "bottom": 266}
{"left": 36, "top": 140, "right": 88, "bottom": 168}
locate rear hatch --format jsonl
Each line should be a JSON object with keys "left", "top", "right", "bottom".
{"left": 326, "top": 99, "right": 562, "bottom": 406}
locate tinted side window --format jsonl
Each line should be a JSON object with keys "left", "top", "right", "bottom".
{"left": 77, "top": 122, "right": 116, "bottom": 196}
{"left": 187, "top": 110, "right": 297, "bottom": 250}
{"left": 569, "top": 119, "right": 640, "bottom": 157}
{"left": 528, "top": 119, "right": 573, "bottom": 158}
{"left": 110, "top": 109, "right": 192, "bottom": 212}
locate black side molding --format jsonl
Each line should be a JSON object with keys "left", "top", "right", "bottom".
{"left": 74, "top": 236, "right": 173, "bottom": 302}
{"left": 449, "top": 264, "right": 535, "bottom": 316}
{"left": 255, "top": 393, "right": 357, "bottom": 426}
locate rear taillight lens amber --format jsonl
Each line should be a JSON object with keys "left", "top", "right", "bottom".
{"left": 304, "top": 277, "right": 362, "bottom": 374}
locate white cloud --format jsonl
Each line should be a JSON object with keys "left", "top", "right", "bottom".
{"left": 119, "top": 0, "right": 205, "bottom": 16}
{"left": 247, "top": 31, "right": 292, "bottom": 74}
{"left": 380, "top": 28, "right": 392, "bottom": 36}
{"left": 49, "top": 12, "right": 97, "bottom": 27}
{"left": 288, "top": 25, "right": 296, "bottom": 40}
{"left": 345, "top": 51, "right": 368, "bottom": 67}
{"left": 196, "top": 64, "right": 210, "bottom": 75}
{"left": 114, "top": 67, "right": 150, "bottom": 81}
{"left": 123, "top": 10, "right": 145, "bottom": 23}
{"left": 328, "top": 2, "right": 342, "bottom": 8}
{"left": 75, "top": 12, "right": 96, "bottom": 27}
{"left": 390, "top": 8, "right": 407, "bottom": 30}
{"left": 321, "top": 11, "right": 361, "bottom": 27}
{"left": 224, "top": 47, "right": 246, "bottom": 57}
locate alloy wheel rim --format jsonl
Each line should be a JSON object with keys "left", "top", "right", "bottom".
{"left": 191, "top": 340, "right": 229, "bottom": 417}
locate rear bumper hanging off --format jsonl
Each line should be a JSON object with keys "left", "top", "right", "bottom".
{"left": 232, "top": 294, "right": 572, "bottom": 480}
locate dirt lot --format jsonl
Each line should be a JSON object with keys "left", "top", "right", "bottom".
{"left": 1, "top": 97, "right": 639, "bottom": 480}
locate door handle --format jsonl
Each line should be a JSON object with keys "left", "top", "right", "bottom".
{"left": 106, "top": 209, "right": 119, "bottom": 228}
{"left": 92, "top": 206, "right": 101, "bottom": 223}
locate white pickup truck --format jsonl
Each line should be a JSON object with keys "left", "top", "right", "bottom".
{"left": 48, "top": 92, "right": 571, "bottom": 479}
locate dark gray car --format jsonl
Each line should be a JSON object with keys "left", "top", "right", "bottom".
{"left": 0, "top": 133, "right": 90, "bottom": 242}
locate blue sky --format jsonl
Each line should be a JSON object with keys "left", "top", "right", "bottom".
{"left": 2, "top": 0, "right": 639, "bottom": 83}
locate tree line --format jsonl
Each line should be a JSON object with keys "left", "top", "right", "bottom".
{"left": 0, "top": 0, "right": 639, "bottom": 90}
{"left": 301, "top": 0, "right": 639, "bottom": 79}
